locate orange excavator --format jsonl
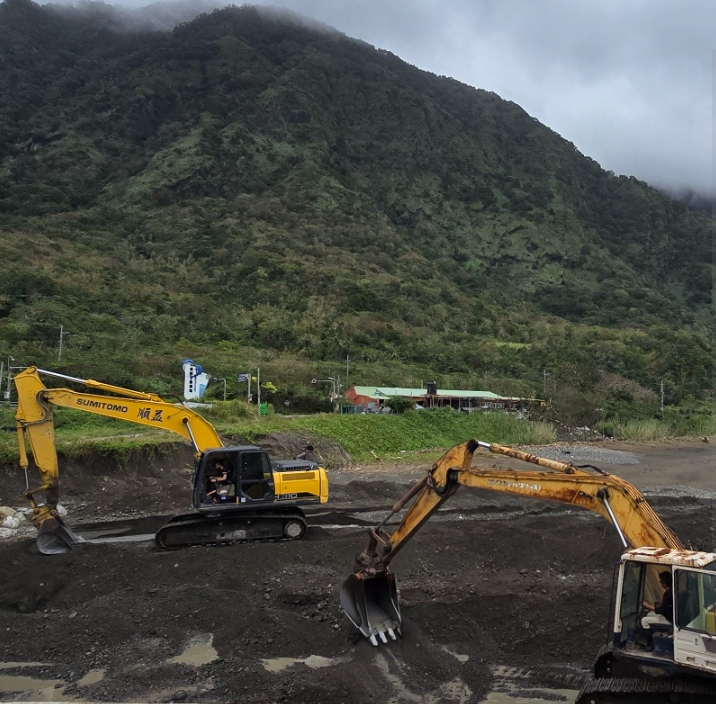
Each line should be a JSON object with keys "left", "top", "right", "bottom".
{"left": 341, "top": 440, "right": 716, "bottom": 703}
{"left": 14, "top": 367, "right": 328, "bottom": 554}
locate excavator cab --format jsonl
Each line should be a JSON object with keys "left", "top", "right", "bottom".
{"left": 606, "top": 548, "right": 716, "bottom": 678}
{"left": 193, "top": 448, "right": 276, "bottom": 510}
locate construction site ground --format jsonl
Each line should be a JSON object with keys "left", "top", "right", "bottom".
{"left": 0, "top": 439, "right": 714, "bottom": 703}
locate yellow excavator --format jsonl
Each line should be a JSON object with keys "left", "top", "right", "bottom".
{"left": 341, "top": 439, "right": 716, "bottom": 703}
{"left": 14, "top": 366, "right": 328, "bottom": 555}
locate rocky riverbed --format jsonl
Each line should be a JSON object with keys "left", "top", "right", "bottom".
{"left": 0, "top": 440, "right": 714, "bottom": 703}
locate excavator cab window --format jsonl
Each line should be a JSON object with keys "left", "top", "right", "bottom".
{"left": 238, "top": 451, "right": 274, "bottom": 502}
{"left": 675, "top": 569, "right": 716, "bottom": 634}
{"left": 617, "top": 562, "right": 674, "bottom": 645}
{"left": 618, "top": 560, "right": 642, "bottom": 643}
{"left": 642, "top": 564, "right": 671, "bottom": 616}
{"left": 201, "top": 454, "right": 236, "bottom": 504}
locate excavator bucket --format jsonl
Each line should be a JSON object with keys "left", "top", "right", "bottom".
{"left": 36, "top": 516, "right": 83, "bottom": 555}
{"left": 340, "top": 572, "right": 401, "bottom": 645}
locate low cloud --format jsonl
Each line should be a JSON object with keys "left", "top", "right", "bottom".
{"left": 39, "top": 0, "right": 714, "bottom": 194}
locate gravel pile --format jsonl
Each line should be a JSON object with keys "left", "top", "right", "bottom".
{"left": 524, "top": 444, "right": 640, "bottom": 466}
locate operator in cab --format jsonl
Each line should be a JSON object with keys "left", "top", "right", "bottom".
{"left": 640, "top": 570, "right": 673, "bottom": 647}
{"left": 206, "top": 458, "right": 229, "bottom": 503}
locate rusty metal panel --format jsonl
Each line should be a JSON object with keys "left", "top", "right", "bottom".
{"left": 624, "top": 547, "right": 716, "bottom": 568}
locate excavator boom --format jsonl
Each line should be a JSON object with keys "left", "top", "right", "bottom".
{"left": 14, "top": 367, "right": 226, "bottom": 553}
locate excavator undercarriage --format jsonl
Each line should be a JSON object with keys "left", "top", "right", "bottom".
{"left": 154, "top": 507, "right": 308, "bottom": 548}
{"left": 35, "top": 507, "right": 310, "bottom": 553}
{"left": 576, "top": 674, "right": 716, "bottom": 703}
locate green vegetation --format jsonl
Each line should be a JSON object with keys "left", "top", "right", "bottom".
{"left": 0, "top": 403, "right": 555, "bottom": 465}
{"left": 3, "top": 399, "right": 712, "bottom": 470}
{"left": 596, "top": 402, "right": 716, "bottom": 442}
{"left": 0, "top": 404, "right": 177, "bottom": 464}
{"left": 0, "top": 1, "right": 713, "bottom": 436}
{"left": 602, "top": 417, "right": 716, "bottom": 443}
{"left": 218, "top": 409, "right": 558, "bottom": 460}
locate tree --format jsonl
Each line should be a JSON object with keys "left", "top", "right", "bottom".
{"left": 386, "top": 396, "right": 415, "bottom": 414}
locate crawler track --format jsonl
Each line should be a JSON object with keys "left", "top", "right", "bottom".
{"left": 155, "top": 507, "right": 307, "bottom": 548}
{"left": 576, "top": 675, "right": 716, "bottom": 703}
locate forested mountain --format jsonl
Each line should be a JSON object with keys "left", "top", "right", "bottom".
{"left": 661, "top": 188, "right": 714, "bottom": 216}
{"left": 0, "top": 0, "right": 712, "bottom": 416}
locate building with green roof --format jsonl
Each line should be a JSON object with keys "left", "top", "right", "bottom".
{"left": 344, "top": 385, "right": 539, "bottom": 412}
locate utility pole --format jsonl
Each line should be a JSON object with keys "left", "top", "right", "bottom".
{"left": 257, "top": 367, "right": 261, "bottom": 409}
{"left": 58, "top": 325, "right": 70, "bottom": 360}
{"left": 312, "top": 377, "right": 337, "bottom": 411}
{"left": 660, "top": 381, "right": 665, "bottom": 411}
{"left": 4, "top": 356, "right": 14, "bottom": 401}
{"left": 213, "top": 377, "right": 227, "bottom": 402}
{"left": 542, "top": 370, "right": 549, "bottom": 397}
{"left": 346, "top": 354, "right": 349, "bottom": 382}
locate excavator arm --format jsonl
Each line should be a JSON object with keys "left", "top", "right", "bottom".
{"left": 14, "top": 366, "right": 224, "bottom": 552}
{"left": 341, "top": 439, "right": 682, "bottom": 644}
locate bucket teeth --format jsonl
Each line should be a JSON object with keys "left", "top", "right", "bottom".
{"left": 340, "top": 571, "right": 402, "bottom": 644}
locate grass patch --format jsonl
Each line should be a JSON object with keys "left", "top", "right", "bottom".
{"left": 0, "top": 406, "right": 175, "bottom": 464}
{"left": 615, "top": 420, "right": 669, "bottom": 443}
{"left": 4, "top": 399, "right": 713, "bottom": 468}
{"left": 1, "top": 403, "right": 555, "bottom": 465}
{"left": 605, "top": 415, "right": 716, "bottom": 443}
{"left": 57, "top": 432, "right": 179, "bottom": 460}
{"left": 213, "top": 409, "right": 557, "bottom": 461}
{"left": 0, "top": 427, "right": 177, "bottom": 465}
{"left": 595, "top": 406, "right": 716, "bottom": 443}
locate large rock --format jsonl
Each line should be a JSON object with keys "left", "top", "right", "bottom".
{"left": 0, "top": 506, "right": 17, "bottom": 520}
{"left": 0, "top": 527, "right": 17, "bottom": 540}
{"left": 1, "top": 516, "right": 20, "bottom": 529}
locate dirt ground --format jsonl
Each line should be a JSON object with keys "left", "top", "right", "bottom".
{"left": 0, "top": 439, "right": 714, "bottom": 703}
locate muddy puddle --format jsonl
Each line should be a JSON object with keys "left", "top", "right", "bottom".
{"left": 166, "top": 635, "right": 218, "bottom": 666}
{"left": 261, "top": 654, "right": 348, "bottom": 673}
{"left": 0, "top": 662, "right": 68, "bottom": 702}
{"left": 0, "top": 661, "right": 108, "bottom": 701}
{"left": 76, "top": 670, "right": 105, "bottom": 687}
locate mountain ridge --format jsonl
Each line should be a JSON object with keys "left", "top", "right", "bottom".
{"left": 0, "top": 0, "right": 712, "bottom": 412}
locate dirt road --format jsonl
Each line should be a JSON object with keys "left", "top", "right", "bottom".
{"left": 0, "top": 440, "right": 714, "bottom": 703}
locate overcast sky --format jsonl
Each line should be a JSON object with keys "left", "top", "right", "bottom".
{"left": 43, "top": 0, "right": 715, "bottom": 194}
